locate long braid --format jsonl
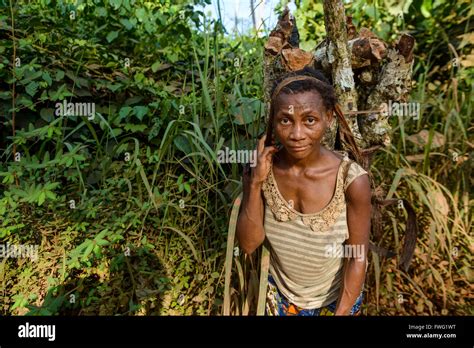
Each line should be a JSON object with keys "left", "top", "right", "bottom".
{"left": 334, "top": 103, "right": 363, "bottom": 165}
{"left": 265, "top": 101, "right": 275, "bottom": 147}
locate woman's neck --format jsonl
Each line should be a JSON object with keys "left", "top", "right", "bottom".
{"left": 279, "top": 144, "right": 328, "bottom": 172}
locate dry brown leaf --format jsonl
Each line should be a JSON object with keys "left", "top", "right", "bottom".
{"left": 427, "top": 191, "right": 450, "bottom": 215}
{"left": 359, "top": 27, "right": 377, "bottom": 39}
{"left": 153, "top": 63, "right": 172, "bottom": 72}
{"left": 456, "top": 33, "right": 474, "bottom": 49}
{"left": 281, "top": 48, "right": 314, "bottom": 71}
{"left": 369, "top": 38, "right": 387, "bottom": 60}
{"left": 407, "top": 130, "right": 446, "bottom": 148}
{"left": 406, "top": 154, "right": 425, "bottom": 162}
{"left": 460, "top": 53, "right": 474, "bottom": 68}
{"left": 265, "top": 36, "right": 284, "bottom": 55}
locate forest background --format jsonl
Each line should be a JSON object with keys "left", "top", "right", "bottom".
{"left": 0, "top": 0, "right": 472, "bottom": 315}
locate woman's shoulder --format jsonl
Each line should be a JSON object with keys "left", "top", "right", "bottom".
{"left": 328, "top": 150, "right": 368, "bottom": 190}
{"left": 344, "top": 160, "right": 368, "bottom": 192}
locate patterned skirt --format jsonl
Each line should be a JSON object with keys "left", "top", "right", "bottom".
{"left": 265, "top": 273, "right": 364, "bottom": 316}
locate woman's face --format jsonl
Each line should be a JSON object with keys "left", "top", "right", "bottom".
{"left": 273, "top": 90, "right": 332, "bottom": 159}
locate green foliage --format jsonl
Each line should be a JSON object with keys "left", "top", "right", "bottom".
{"left": 0, "top": 0, "right": 264, "bottom": 316}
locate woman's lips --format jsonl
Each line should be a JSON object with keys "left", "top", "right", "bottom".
{"left": 288, "top": 145, "right": 309, "bottom": 152}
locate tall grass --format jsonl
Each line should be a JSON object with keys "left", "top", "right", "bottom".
{"left": 365, "top": 42, "right": 473, "bottom": 314}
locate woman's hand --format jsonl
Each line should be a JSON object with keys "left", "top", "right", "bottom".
{"left": 237, "top": 135, "right": 276, "bottom": 255}
{"left": 248, "top": 134, "right": 278, "bottom": 186}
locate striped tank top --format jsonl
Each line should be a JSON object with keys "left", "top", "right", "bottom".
{"left": 261, "top": 150, "right": 368, "bottom": 309}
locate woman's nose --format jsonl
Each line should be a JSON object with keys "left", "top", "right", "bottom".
{"left": 289, "top": 124, "right": 306, "bottom": 141}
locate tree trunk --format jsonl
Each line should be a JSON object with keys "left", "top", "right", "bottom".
{"left": 322, "top": 0, "right": 362, "bottom": 149}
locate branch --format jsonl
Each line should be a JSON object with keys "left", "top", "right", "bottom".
{"left": 322, "top": 0, "right": 363, "bottom": 149}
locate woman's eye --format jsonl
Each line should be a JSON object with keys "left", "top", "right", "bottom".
{"left": 306, "top": 117, "right": 317, "bottom": 124}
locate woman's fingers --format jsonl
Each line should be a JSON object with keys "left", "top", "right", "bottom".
{"left": 248, "top": 142, "right": 277, "bottom": 184}
{"left": 261, "top": 145, "right": 278, "bottom": 159}
{"left": 255, "top": 146, "right": 277, "bottom": 170}
{"left": 257, "top": 134, "right": 266, "bottom": 155}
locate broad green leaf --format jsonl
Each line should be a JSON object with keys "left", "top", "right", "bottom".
{"left": 107, "top": 83, "right": 121, "bottom": 92}
{"left": 109, "top": 0, "right": 122, "bottom": 9}
{"left": 95, "top": 7, "right": 107, "bottom": 17}
{"left": 25, "top": 81, "right": 38, "bottom": 97}
{"left": 151, "top": 61, "right": 161, "bottom": 73}
{"left": 120, "top": 18, "right": 134, "bottom": 30}
{"left": 421, "top": 0, "right": 432, "bottom": 18}
{"left": 40, "top": 108, "right": 54, "bottom": 122}
{"left": 55, "top": 70, "right": 65, "bottom": 82}
{"left": 119, "top": 106, "right": 132, "bottom": 120}
{"left": 173, "top": 135, "right": 192, "bottom": 155}
{"left": 144, "top": 22, "right": 154, "bottom": 34}
{"left": 133, "top": 106, "right": 148, "bottom": 121}
{"left": 96, "top": 229, "right": 109, "bottom": 240}
{"left": 96, "top": 239, "right": 110, "bottom": 246}
{"left": 21, "top": 70, "right": 42, "bottom": 84}
{"left": 134, "top": 72, "right": 145, "bottom": 83}
{"left": 42, "top": 72, "right": 52, "bottom": 86}
{"left": 0, "top": 91, "right": 11, "bottom": 100}
{"left": 106, "top": 31, "right": 119, "bottom": 43}
{"left": 124, "top": 124, "right": 147, "bottom": 132}
{"left": 38, "top": 191, "right": 46, "bottom": 206}
{"left": 124, "top": 96, "right": 143, "bottom": 105}
{"left": 135, "top": 8, "right": 146, "bottom": 22}
{"left": 45, "top": 191, "right": 56, "bottom": 200}
{"left": 82, "top": 241, "right": 94, "bottom": 261}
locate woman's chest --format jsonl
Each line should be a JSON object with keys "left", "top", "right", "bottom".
{"left": 263, "top": 206, "right": 349, "bottom": 244}
{"left": 272, "top": 170, "right": 339, "bottom": 214}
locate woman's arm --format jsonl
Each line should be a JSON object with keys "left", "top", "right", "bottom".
{"left": 335, "top": 173, "right": 371, "bottom": 315}
{"left": 235, "top": 173, "right": 265, "bottom": 255}
{"left": 236, "top": 135, "right": 277, "bottom": 255}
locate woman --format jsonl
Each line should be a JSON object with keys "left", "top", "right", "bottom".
{"left": 236, "top": 67, "right": 372, "bottom": 316}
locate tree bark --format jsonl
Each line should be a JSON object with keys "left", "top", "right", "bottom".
{"left": 322, "top": 0, "right": 362, "bottom": 149}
